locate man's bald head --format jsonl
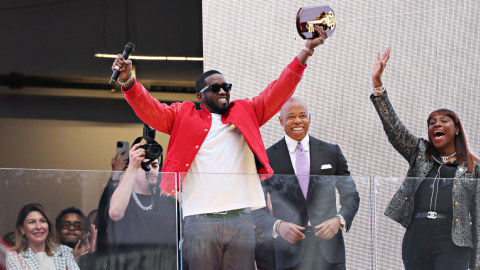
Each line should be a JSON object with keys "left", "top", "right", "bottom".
{"left": 280, "top": 96, "right": 309, "bottom": 118}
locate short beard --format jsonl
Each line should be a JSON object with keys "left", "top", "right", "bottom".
{"left": 63, "top": 239, "right": 77, "bottom": 249}
{"left": 215, "top": 104, "right": 229, "bottom": 114}
{"left": 204, "top": 97, "right": 229, "bottom": 114}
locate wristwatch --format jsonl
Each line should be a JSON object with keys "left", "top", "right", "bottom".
{"left": 335, "top": 214, "right": 346, "bottom": 231}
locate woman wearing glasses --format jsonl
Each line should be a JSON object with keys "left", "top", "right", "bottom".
{"left": 370, "top": 47, "right": 480, "bottom": 270}
{"left": 6, "top": 203, "right": 79, "bottom": 270}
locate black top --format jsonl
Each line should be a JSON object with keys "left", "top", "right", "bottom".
{"left": 413, "top": 149, "right": 459, "bottom": 215}
{"left": 105, "top": 192, "right": 177, "bottom": 270}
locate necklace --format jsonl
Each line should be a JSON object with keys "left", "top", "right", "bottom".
{"left": 427, "top": 161, "right": 442, "bottom": 219}
{"left": 428, "top": 155, "right": 449, "bottom": 219}
{"left": 132, "top": 191, "right": 152, "bottom": 210}
{"left": 440, "top": 152, "right": 456, "bottom": 163}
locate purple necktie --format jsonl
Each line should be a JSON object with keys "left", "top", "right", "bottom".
{"left": 296, "top": 142, "right": 310, "bottom": 199}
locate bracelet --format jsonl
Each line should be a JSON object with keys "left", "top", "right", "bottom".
{"left": 274, "top": 220, "right": 283, "bottom": 234}
{"left": 118, "top": 74, "right": 134, "bottom": 85}
{"left": 371, "top": 85, "right": 385, "bottom": 97}
{"left": 302, "top": 46, "right": 314, "bottom": 56}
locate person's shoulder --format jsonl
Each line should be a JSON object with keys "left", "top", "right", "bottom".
{"left": 61, "top": 244, "right": 73, "bottom": 250}
{"left": 474, "top": 160, "right": 480, "bottom": 176}
{"left": 7, "top": 249, "right": 25, "bottom": 266}
{"left": 309, "top": 135, "right": 337, "bottom": 149}
{"left": 58, "top": 244, "right": 73, "bottom": 254}
{"left": 7, "top": 248, "right": 19, "bottom": 254}
{"left": 227, "top": 99, "right": 250, "bottom": 110}
{"left": 266, "top": 138, "right": 286, "bottom": 153}
{"left": 174, "top": 100, "right": 196, "bottom": 109}
{"left": 7, "top": 249, "right": 20, "bottom": 257}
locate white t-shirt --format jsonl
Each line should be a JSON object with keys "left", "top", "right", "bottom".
{"left": 182, "top": 113, "right": 266, "bottom": 217}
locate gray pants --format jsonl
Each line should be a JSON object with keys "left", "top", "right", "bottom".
{"left": 182, "top": 211, "right": 256, "bottom": 270}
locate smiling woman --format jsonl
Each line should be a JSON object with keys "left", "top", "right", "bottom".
{"left": 370, "top": 48, "right": 480, "bottom": 270}
{"left": 6, "top": 203, "right": 79, "bottom": 270}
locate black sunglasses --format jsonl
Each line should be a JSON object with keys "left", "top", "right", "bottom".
{"left": 199, "top": 83, "right": 232, "bottom": 93}
{"left": 61, "top": 221, "right": 82, "bottom": 230}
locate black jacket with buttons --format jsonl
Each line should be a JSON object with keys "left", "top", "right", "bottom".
{"left": 371, "top": 91, "right": 480, "bottom": 269}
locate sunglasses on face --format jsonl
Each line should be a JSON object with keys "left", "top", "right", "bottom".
{"left": 199, "top": 83, "right": 232, "bottom": 94}
{"left": 61, "top": 221, "right": 82, "bottom": 230}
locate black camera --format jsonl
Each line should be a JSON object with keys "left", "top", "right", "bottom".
{"left": 132, "top": 124, "right": 163, "bottom": 172}
{"left": 138, "top": 143, "right": 162, "bottom": 160}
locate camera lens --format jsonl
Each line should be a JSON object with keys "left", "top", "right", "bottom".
{"left": 117, "top": 142, "right": 123, "bottom": 147}
{"left": 151, "top": 145, "right": 161, "bottom": 157}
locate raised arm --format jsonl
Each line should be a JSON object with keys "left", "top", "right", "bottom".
{"left": 471, "top": 164, "right": 480, "bottom": 269}
{"left": 370, "top": 48, "right": 420, "bottom": 163}
{"left": 108, "top": 143, "right": 145, "bottom": 221}
{"left": 251, "top": 26, "right": 329, "bottom": 126}
{"left": 112, "top": 55, "right": 181, "bottom": 134}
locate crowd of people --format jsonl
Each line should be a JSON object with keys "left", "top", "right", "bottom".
{"left": 2, "top": 27, "right": 480, "bottom": 270}
{"left": 2, "top": 148, "right": 177, "bottom": 270}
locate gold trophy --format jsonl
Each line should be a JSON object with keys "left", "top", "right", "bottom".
{"left": 296, "top": 5, "right": 336, "bottom": 39}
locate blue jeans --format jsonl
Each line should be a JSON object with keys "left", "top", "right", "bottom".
{"left": 182, "top": 211, "right": 256, "bottom": 270}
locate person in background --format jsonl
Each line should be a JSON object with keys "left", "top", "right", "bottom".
{"left": 95, "top": 150, "right": 128, "bottom": 256}
{"left": 6, "top": 203, "right": 79, "bottom": 269}
{"left": 371, "top": 47, "right": 480, "bottom": 270}
{"left": 55, "top": 207, "right": 90, "bottom": 262}
{"left": 253, "top": 97, "right": 359, "bottom": 270}
{"left": 107, "top": 145, "right": 176, "bottom": 269}
{"left": 85, "top": 210, "right": 97, "bottom": 234}
{"left": 2, "top": 233, "right": 15, "bottom": 248}
{"left": 56, "top": 208, "right": 98, "bottom": 270}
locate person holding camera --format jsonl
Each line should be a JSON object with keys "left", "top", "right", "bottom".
{"left": 94, "top": 150, "right": 128, "bottom": 256}
{"left": 112, "top": 25, "right": 328, "bottom": 269}
{"left": 106, "top": 143, "right": 176, "bottom": 270}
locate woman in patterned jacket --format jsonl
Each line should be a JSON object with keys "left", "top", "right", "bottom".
{"left": 6, "top": 203, "right": 79, "bottom": 270}
{"left": 370, "top": 47, "right": 480, "bottom": 270}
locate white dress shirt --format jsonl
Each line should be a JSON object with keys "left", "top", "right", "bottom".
{"left": 284, "top": 134, "right": 310, "bottom": 174}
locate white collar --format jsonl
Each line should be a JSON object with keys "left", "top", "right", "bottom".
{"left": 285, "top": 134, "right": 310, "bottom": 154}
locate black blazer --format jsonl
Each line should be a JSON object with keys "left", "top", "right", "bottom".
{"left": 253, "top": 135, "right": 360, "bottom": 269}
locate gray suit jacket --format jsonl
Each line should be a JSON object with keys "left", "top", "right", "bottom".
{"left": 371, "top": 91, "right": 480, "bottom": 269}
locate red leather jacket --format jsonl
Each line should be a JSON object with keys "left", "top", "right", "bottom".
{"left": 122, "top": 57, "right": 306, "bottom": 194}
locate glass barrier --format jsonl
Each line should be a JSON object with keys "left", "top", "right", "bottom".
{"left": 178, "top": 173, "right": 372, "bottom": 270}
{"left": 2, "top": 171, "right": 478, "bottom": 270}
{"left": 373, "top": 177, "right": 479, "bottom": 270}
{"left": 0, "top": 168, "right": 178, "bottom": 270}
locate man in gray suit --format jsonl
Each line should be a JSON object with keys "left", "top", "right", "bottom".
{"left": 253, "top": 97, "right": 359, "bottom": 270}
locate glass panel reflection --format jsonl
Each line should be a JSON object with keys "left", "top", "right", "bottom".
{"left": 178, "top": 173, "right": 371, "bottom": 270}
{"left": 0, "top": 169, "right": 178, "bottom": 270}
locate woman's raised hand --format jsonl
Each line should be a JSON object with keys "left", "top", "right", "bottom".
{"left": 371, "top": 47, "right": 391, "bottom": 87}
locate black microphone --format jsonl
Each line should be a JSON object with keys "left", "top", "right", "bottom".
{"left": 109, "top": 42, "right": 135, "bottom": 85}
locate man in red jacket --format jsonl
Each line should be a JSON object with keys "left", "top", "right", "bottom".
{"left": 112, "top": 26, "right": 327, "bottom": 270}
